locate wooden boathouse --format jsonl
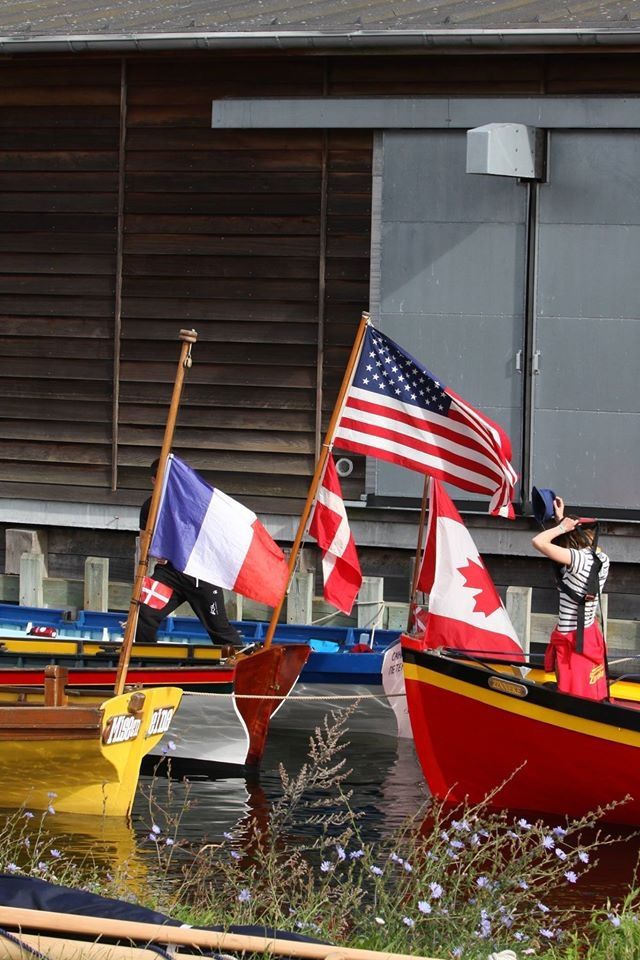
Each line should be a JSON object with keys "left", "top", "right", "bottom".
{"left": 0, "top": 0, "right": 638, "bottom": 621}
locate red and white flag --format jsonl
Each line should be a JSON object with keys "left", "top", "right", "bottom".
{"left": 334, "top": 326, "right": 517, "bottom": 518}
{"left": 309, "top": 454, "right": 362, "bottom": 615}
{"left": 416, "top": 479, "right": 523, "bottom": 659}
{"left": 141, "top": 576, "right": 173, "bottom": 610}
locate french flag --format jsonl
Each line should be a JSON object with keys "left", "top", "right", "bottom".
{"left": 151, "top": 455, "right": 289, "bottom": 607}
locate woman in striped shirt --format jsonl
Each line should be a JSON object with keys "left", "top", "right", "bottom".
{"left": 532, "top": 496, "right": 610, "bottom": 700}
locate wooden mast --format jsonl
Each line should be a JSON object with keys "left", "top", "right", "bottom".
{"left": 114, "top": 329, "right": 197, "bottom": 696}
{"left": 407, "top": 475, "right": 431, "bottom": 633}
{"left": 263, "top": 311, "right": 370, "bottom": 649}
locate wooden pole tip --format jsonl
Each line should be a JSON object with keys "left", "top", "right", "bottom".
{"left": 179, "top": 329, "right": 198, "bottom": 343}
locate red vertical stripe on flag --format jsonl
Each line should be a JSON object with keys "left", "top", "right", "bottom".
{"left": 310, "top": 455, "right": 362, "bottom": 615}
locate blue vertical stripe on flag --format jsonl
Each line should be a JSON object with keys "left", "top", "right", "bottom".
{"left": 151, "top": 456, "right": 213, "bottom": 571}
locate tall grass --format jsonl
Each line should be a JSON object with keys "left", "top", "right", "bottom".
{"left": 0, "top": 706, "right": 638, "bottom": 960}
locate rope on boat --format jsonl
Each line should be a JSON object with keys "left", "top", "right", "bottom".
{"left": 0, "top": 927, "right": 51, "bottom": 959}
{"left": 181, "top": 691, "right": 406, "bottom": 700}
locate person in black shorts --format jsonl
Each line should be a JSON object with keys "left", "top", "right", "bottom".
{"left": 135, "top": 458, "right": 243, "bottom": 648}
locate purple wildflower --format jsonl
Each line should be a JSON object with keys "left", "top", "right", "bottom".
{"left": 418, "top": 901, "right": 432, "bottom": 915}
{"left": 50, "top": 849, "right": 61, "bottom": 859}
{"left": 370, "top": 866, "right": 383, "bottom": 876}
{"left": 429, "top": 882, "right": 443, "bottom": 899}
{"left": 238, "top": 888, "right": 251, "bottom": 903}
{"left": 564, "top": 871, "right": 578, "bottom": 883}
{"left": 402, "top": 917, "right": 415, "bottom": 928}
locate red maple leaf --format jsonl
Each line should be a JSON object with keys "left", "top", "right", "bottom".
{"left": 457, "top": 558, "right": 502, "bottom": 617}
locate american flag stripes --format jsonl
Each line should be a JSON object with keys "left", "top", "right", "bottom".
{"left": 334, "top": 326, "right": 518, "bottom": 518}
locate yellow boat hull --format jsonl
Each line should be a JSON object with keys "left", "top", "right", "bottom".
{"left": 0, "top": 686, "right": 182, "bottom": 817}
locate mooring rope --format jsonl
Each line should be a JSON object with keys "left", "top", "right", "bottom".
{"left": 181, "top": 690, "right": 405, "bottom": 700}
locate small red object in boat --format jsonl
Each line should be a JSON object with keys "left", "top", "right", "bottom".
{"left": 28, "top": 625, "right": 58, "bottom": 638}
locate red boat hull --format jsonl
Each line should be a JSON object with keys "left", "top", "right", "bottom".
{"left": 402, "top": 644, "right": 640, "bottom": 825}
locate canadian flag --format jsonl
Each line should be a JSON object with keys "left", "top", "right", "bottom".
{"left": 140, "top": 576, "right": 173, "bottom": 610}
{"left": 309, "top": 454, "right": 362, "bottom": 615}
{"left": 416, "top": 479, "right": 523, "bottom": 660}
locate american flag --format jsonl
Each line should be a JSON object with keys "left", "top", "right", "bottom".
{"left": 334, "top": 325, "right": 518, "bottom": 518}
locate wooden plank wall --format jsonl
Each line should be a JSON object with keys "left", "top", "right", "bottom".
{"left": 0, "top": 60, "right": 120, "bottom": 500}
{"left": 1, "top": 51, "right": 640, "bottom": 518}
{"left": 0, "top": 54, "right": 372, "bottom": 513}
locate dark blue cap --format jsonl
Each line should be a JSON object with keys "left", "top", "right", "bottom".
{"left": 531, "top": 487, "right": 557, "bottom": 526}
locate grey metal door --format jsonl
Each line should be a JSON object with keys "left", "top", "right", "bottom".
{"left": 372, "top": 130, "right": 528, "bottom": 502}
{"left": 533, "top": 131, "right": 640, "bottom": 511}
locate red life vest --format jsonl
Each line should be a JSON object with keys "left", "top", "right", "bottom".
{"left": 544, "top": 621, "right": 608, "bottom": 701}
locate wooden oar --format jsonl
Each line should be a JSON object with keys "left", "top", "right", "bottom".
{"left": 0, "top": 906, "right": 443, "bottom": 960}
{"left": 0, "top": 932, "right": 160, "bottom": 960}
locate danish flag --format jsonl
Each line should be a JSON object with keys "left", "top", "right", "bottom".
{"left": 309, "top": 454, "right": 362, "bottom": 615}
{"left": 140, "top": 576, "right": 173, "bottom": 610}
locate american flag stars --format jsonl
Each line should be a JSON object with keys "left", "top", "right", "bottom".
{"left": 359, "top": 334, "right": 452, "bottom": 415}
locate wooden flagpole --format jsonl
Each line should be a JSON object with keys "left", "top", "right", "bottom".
{"left": 113, "top": 328, "right": 197, "bottom": 696}
{"left": 0, "top": 906, "right": 444, "bottom": 960}
{"left": 263, "top": 311, "right": 370, "bottom": 649}
{"left": 407, "top": 475, "right": 431, "bottom": 634}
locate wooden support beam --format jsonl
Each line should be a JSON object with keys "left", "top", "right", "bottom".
{"left": 506, "top": 585, "right": 532, "bottom": 655}
{"left": 287, "top": 570, "right": 314, "bottom": 625}
{"left": 19, "top": 553, "right": 45, "bottom": 607}
{"left": 84, "top": 557, "right": 109, "bottom": 612}
{"left": 5, "top": 528, "right": 48, "bottom": 576}
{"left": 357, "top": 576, "right": 384, "bottom": 632}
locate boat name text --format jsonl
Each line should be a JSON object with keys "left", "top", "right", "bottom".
{"left": 488, "top": 677, "right": 528, "bottom": 699}
{"left": 103, "top": 713, "right": 142, "bottom": 746}
{"left": 146, "top": 706, "right": 175, "bottom": 738}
